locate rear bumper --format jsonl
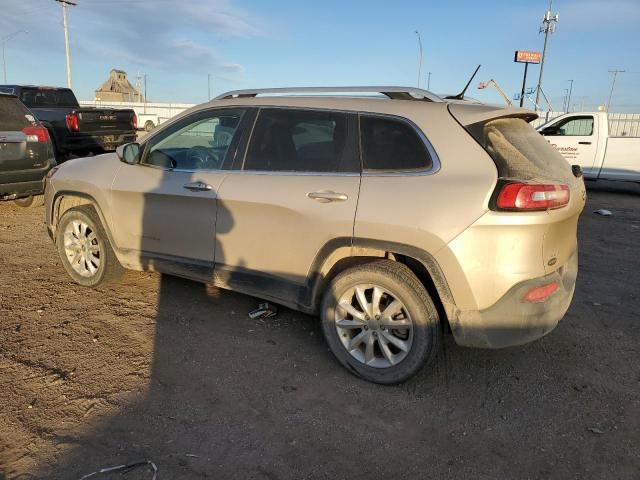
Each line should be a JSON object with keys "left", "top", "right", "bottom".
{"left": 0, "top": 179, "right": 45, "bottom": 200}
{"left": 450, "top": 251, "right": 578, "bottom": 348}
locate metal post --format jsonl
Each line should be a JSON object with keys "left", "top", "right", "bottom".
{"left": 415, "top": 31, "right": 423, "bottom": 88}
{"left": 519, "top": 62, "right": 529, "bottom": 107}
{"left": 1, "top": 30, "right": 27, "bottom": 83}
{"left": 55, "top": 0, "right": 76, "bottom": 88}
{"left": 562, "top": 88, "right": 569, "bottom": 112}
{"left": 535, "top": 1, "right": 558, "bottom": 106}
{"left": 606, "top": 70, "right": 625, "bottom": 112}
{"left": 143, "top": 74, "right": 147, "bottom": 114}
{"left": 427, "top": 71, "right": 431, "bottom": 90}
{"left": 567, "top": 79, "right": 573, "bottom": 112}
{"left": 208, "top": 73, "right": 211, "bottom": 100}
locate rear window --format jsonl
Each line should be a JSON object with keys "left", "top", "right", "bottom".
{"left": 20, "top": 88, "right": 78, "bottom": 108}
{"left": 360, "top": 116, "right": 432, "bottom": 171}
{"left": 0, "top": 96, "right": 32, "bottom": 130}
{"left": 469, "top": 117, "right": 572, "bottom": 183}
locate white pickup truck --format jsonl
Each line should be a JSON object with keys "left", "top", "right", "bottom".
{"left": 537, "top": 112, "right": 640, "bottom": 182}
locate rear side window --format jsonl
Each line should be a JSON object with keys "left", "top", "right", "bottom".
{"left": 0, "top": 96, "right": 32, "bottom": 130}
{"left": 19, "top": 88, "right": 78, "bottom": 108}
{"left": 470, "top": 117, "right": 572, "bottom": 183}
{"left": 244, "top": 108, "right": 357, "bottom": 173}
{"left": 360, "top": 116, "right": 432, "bottom": 171}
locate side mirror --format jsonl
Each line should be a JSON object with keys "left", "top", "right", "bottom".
{"left": 116, "top": 142, "right": 141, "bottom": 165}
{"left": 540, "top": 126, "right": 558, "bottom": 136}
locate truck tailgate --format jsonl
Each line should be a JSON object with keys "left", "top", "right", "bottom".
{"left": 76, "top": 109, "right": 135, "bottom": 134}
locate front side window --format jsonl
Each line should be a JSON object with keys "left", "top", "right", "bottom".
{"left": 360, "top": 115, "right": 432, "bottom": 171}
{"left": 550, "top": 116, "right": 594, "bottom": 136}
{"left": 144, "top": 109, "right": 244, "bottom": 170}
{"left": 243, "top": 108, "right": 357, "bottom": 173}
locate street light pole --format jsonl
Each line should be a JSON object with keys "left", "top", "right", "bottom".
{"left": 208, "top": 73, "right": 211, "bottom": 100}
{"left": 427, "top": 71, "right": 431, "bottom": 90}
{"left": 415, "top": 31, "right": 423, "bottom": 88}
{"left": 606, "top": 70, "right": 625, "bottom": 112}
{"left": 55, "top": 0, "right": 76, "bottom": 88}
{"left": 567, "top": 79, "right": 573, "bottom": 112}
{"left": 1, "top": 30, "right": 27, "bottom": 83}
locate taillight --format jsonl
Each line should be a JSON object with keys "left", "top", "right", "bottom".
{"left": 46, "top": 166, "right": 60, "bottom": 179}
{"left": 22, "top": 125, "right": 50, "bottom": 143}
{"left": 66, "top": 112, "right": 79, "bottom": 132}
{"left": 132, "top": 113, "right": 138, "bottom": 130}
{"left": 523, "top": 282, "right": 558, "bottom": 303}
{"left": 496, "top": 182, "right": 570, "bottom": 211}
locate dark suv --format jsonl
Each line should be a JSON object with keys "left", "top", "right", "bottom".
{"left": 0, "top": 93, "right": 56, "bottom": 206}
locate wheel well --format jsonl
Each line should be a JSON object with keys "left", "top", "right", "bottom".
{"left": 51, "top": 195, "right": 94, "bottom": 235}
{"left": 315, "top": 251, "right": 452, "bottom": 331}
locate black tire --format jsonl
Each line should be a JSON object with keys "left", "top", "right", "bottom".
{"left": 55, "top": 205, "right": 122, "bottom": 287}
{"left": 14, "top": 195, "right": 45, "bottom": 208}
{"left": 321, "top": 260, "right": 441, "bottom": 384}
{"left": 144, "top": 120, "right": 155, "bottom": 132}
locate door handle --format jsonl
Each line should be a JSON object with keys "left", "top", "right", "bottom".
{"left": 307, "top": 191, "right": 348, "bottom": 203}
{"left": 183, "top": 181, "right": 213, "bottom": 192}
{"left": 578, "top": 141, "right": 592, "bottom": 145}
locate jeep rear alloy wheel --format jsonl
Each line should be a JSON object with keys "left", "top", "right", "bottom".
{"left": 56, "top": 206, "right": 122, "bottom": 287}
{"left": 335, "top": 285, "right": 414, "bottom": 368}
{"left": 321, "top": 260, "right": 441, "bottom": 384}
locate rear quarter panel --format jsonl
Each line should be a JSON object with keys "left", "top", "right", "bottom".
{"left": 354, "top": 103, "right": 498, "bottom": 309}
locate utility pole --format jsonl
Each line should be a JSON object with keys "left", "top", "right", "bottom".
{"left": 55, "top": 0, "right": 76, "bottom": 88}
{"left": 606, "top": 70, "right": 625, "bottom": 112}
{"left": 415, "top": 31, "right": 423, "bottom": 88}
{"left": 143, "top": 74, "right": 147, "bottom": 113}
{"left": 1, "top": 30, "right": 27, "bottom": 83}
{"left": 566, "top": 79, "right": 573, "bottom": 112}
{"left": 535, "top": 0, "right": 558, "bottom": 106}
{"left": 427, "top": 71, "right": 431, "bottom": 90}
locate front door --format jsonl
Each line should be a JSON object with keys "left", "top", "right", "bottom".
{"left": 214, "top": 107, "right": 361, "bottom": 305}
{"left": 109, "top": 108, "right": 248, "bottom": 278}
{"left": 540, "top": 115, "right": 599, "bottom": 176}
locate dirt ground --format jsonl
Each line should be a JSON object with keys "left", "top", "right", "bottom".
{"left": 1, "top": 181, "right": 639, "bottom": 480}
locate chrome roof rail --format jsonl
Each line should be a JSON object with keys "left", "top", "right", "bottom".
{"left": 215, "top": 86, "right": 443, "bottom": 102}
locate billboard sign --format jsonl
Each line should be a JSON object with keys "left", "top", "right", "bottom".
{"left": 514, "top": 50, "right": 542, "bottom": 64}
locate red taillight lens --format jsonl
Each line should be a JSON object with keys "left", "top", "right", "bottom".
{"left": 523, "top": 282, "right": 558, "bottom": 303}
{"left": 132, "top": 113, "right": 138, "bottom": 130}
{"left": 496, "top": 183, "right": 570, "bottom": 211}
{"left": 66, "top": 113, "right": 79, "bottom": 132}
{"left": 22, "top": 125, "right": 50, "bottom": 143}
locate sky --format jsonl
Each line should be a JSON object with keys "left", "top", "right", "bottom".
{"left": 1, "top": 0, "right": 639, "bottom": 112}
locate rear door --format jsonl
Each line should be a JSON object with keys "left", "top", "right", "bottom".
{"left": 539, "top": 115, "right": 599, "bottom": 176}
{"left": 214, "top": 107, "right": 361, "bottom": 302}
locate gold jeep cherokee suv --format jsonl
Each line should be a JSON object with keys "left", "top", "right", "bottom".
{"left": 45, "top": 87, "right": 586, "bottom": 384}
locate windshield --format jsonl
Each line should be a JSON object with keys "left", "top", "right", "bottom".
{"left": 20, "top": 88, "right": 78, "bottom": 108}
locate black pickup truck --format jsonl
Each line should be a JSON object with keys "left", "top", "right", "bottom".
{"left": 0, "top": 85, "right": 137, "bottom": 160}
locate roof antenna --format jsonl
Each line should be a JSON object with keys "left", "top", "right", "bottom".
{"left": 447, "top": 64, "right": 481, "bottom": 100}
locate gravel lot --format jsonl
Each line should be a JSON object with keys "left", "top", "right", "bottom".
{"left": 1, "top": 181, "right": 639, "bottom": 479}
